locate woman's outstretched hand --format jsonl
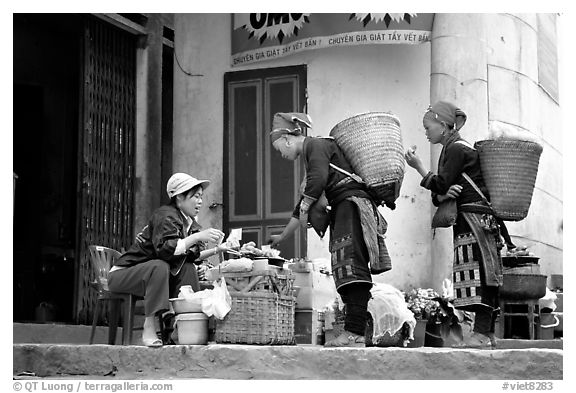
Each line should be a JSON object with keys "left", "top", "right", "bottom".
{"left": 404, "top": 145, "right": 422, "bottom": 169}
{"left": 196, "top": 228, "right": 225, "bottom": 243}
{"left": 268, "top": 235, "right": 282, "bottom": 248}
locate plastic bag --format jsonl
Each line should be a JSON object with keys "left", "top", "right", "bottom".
{"left": 368, "top": 283, "right": 416, "bottom": 344}
{"left": 538, "top": 287, "right": 558, "bottom": 312}
{"left": 201, "top": 277, "right": 232, "bottom": 320}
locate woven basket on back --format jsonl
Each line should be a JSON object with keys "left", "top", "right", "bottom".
{"left": 330, "top": 112, "right": 405, "bottom": 204}
{"left": 215, "top": 291, "right": 295, "bottom": 345}
{"left": 475, "top": 139, "right": 543, "bottom": 221}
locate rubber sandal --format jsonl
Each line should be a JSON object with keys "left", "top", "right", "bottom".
{"left": 324, "top": 331, "right": 365, "bottom": 348}
{"left": 143, "top": 331, "right": 163, "bottom": 347}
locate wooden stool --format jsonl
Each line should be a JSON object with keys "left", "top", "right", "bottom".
{"left": 498, "top": 298, "right": 540, "bottom": 339}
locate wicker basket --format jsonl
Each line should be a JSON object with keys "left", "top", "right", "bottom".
{"left": 500, "top": 273, "right": 547, "bottom": 300}
{"left": 475, "top": 139, "right": 543, "bottom": 221}
{"left": 215, "top": 291, "right": 296, "bottom": 345}
{"left": 330, "top": 112, "right": 405, "bottom": 204}
{"left": 206, "top": 267, "right": 295, "bottom": 296}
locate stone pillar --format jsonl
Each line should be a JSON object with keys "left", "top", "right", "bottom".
{"left": 134, "top": 15, "right": 164, "bottom": 234}
{"left": 429, "top": 14, "right": 489, "bottom": 289}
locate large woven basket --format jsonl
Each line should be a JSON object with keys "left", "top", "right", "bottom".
{"left": 330, "top": 112, "right": 405, "bottom": 204}
{"left": 475, "top": 139, "right": 543, "bottom": 221}
{"left": 215, "top": 291, "right": 295, "bottom": 345}
{"left": 500, "top": 273, "right": 547, "bottom": 300}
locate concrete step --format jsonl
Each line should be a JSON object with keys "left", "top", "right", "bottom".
{"left": 13, "top": 342, "right": 562, "bottom": 380}
{"left": 13, "top": 322, "right": 127, "bottom": 345}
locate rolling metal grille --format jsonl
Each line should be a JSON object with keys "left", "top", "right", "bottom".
{"left": 76, "top": 17, "right": 136, "bottom": 323}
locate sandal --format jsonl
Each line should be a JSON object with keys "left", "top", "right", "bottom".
{"left": 143, "top": 331, "right": 163, "bottom": 348}
{"left": 324, "top": 331, "right": 365, "bottom": 348}
{"left": 142, "top": 315, "right": 164, "bottom": 347}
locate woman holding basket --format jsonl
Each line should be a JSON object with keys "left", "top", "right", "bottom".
{"left": 404, "top": 101, "right": 510, "bottom": 349}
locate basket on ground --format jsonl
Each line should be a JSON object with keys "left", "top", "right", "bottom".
{"left": 500, "top": 273, "right": 547, "bottom": 300}
{"left": 215, "top": 291, "right": 295, "bottom": 345}
{"left": 330, "top": 112, "right": 405, "bottom": 204}
{"left": 475, "top": 139, "right": 543, "bottom": 221}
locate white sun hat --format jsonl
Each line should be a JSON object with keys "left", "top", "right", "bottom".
{"left": 166, "top": 173, "right": 210, "bottom": 198}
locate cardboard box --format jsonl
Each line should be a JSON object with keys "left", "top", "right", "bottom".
{"left": 288, "top": 262, "right": 336, "bottom": 310}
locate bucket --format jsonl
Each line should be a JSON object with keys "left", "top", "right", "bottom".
{"left": 538, "top": 313, "right": 559, "bottom": 340}
{"left": 175, "top": 313, "right": 209, "bottom": 345}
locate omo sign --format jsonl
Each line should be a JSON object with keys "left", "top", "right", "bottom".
{"left": 231, "top": 13, "right": 434, "bottom": 66}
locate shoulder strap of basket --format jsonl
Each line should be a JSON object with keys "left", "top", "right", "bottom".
{"left": 462, "top": 172, "right": 491, "bottom": 208}
{"left": 329, "top": 163, "right": 364, "bottom": 184}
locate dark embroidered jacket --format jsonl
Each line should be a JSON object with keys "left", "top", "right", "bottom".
{"left": 114, "top": 204, "right": 204, "bottom": 275}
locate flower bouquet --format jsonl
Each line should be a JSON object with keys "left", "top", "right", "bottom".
{"left": 403, "top": 288, "right": 441, "bottom": 320}
{"left": 404, "top": 280, "right": 475, "bottom": 347}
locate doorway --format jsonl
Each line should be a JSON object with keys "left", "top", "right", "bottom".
{"left": 223, "top": 65, "right": 307, "bottom": 259}
{"left": 13, "top": 14, "right": 82, "bottom": 323}
{"left": 13, "top": 14, "right": 138, "bottom": 324}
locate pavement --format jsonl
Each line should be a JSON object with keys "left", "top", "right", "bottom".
{"left": 12, "top": 322, "right": 563, "bottom": 380}
{"left": 13, "top": 342, "right": 562, "bottom": 380}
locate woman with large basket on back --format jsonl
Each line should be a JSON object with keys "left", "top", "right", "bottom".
{"left": 404, "top": 101, "right": 507, "bottom": 349}
{"left": 269, "top": 112, "right": 393, "bottom": 347}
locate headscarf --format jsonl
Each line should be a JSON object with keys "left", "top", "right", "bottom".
{"left": 270, "top": 112, "right": 313, "bottom": 143}
{"left": 423, "top": 101, "right": 467, "bottom": 131}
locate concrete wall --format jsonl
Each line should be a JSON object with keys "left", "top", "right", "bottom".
{"left": 174, "top": 13, "right": 433, "bottom": 290}
{"left": 484, "top": 13, "right": 563, "bottom": 278}
{"left": 172, "top": 13, "right": 563, "bottom": 292}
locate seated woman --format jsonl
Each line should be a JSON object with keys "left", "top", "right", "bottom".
{"left": 108, "top": 172, "right": 231, "bottom": 347}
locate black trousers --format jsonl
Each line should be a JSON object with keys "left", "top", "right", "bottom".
{"left": 338, "top": 282, "right": 372, "bottom": 336}
{"left": 108, "top": 260, "right": 199, "bottom": 317}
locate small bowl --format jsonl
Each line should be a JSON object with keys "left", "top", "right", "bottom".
{"left": 268, "top": 257, "right": 285, "bottom": 267}
{"left": 169, "top": 297, "right": 202, "bottom": 314}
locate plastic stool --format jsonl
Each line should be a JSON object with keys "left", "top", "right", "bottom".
{"left": 88, "top": 245, "right": 143, "bottom": 345}
{"left": 498, "top": 298, "right": 540, "bottom": 339}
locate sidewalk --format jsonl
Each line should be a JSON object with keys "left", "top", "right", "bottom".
{"left": 13, "top": 322, "right": 563, "bottom": 380}
{"left": 13, "top": 342, "right": 562, "bottom": 380}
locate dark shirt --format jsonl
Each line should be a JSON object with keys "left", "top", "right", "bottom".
{"left": 420, "top": 138, "right": 489, "bottom": 208}
{"left": 292, "top": 137, "right": 369, "bottom": 217}
{"left": 114, "top": 204, "right": 204, "bottom": 274}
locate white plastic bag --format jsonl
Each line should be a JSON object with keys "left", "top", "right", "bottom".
{"left": 538, "top": 287, "right": 558, "bottom": 312}
{"left": 368, "top": 283, "right": 416, "bottom": 344}
{"left": 201, "top": 277, "right": 232, "bottom": 320}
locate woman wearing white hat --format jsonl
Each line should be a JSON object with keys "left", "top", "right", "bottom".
{"left": 108, "top": 173, "right": 232, "bottom": 347}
